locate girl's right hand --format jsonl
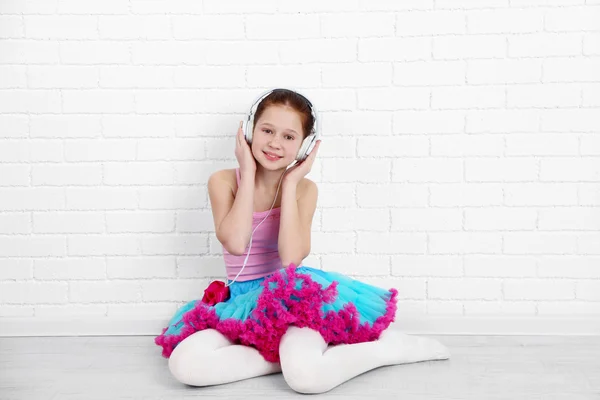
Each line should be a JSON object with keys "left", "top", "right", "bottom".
{"left": 235, "top": 121, "right": 256, "bottom": 177}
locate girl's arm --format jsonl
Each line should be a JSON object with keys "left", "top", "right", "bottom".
{"left": 208, "top": 169, "right": 255, "bottom": 256}
{"left": 278, "top": 179, "right": 318, "bottom": 267}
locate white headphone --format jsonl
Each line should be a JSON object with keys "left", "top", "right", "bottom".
{"left": 225, "top": 88, "right": 320, "bottom": 287}
{"left": 242, "top": 88, "right": 320, "bottom": 164}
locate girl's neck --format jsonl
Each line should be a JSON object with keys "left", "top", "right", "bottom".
{"left": 254, "top": 164, "right": 288, "bottom": 192}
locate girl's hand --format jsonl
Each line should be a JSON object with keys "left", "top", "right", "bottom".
{"left": 283, "top": 140, "right": 321, "bottom": 187}
{"left": 235, "top": 121, "right": 256, "bottom": 177}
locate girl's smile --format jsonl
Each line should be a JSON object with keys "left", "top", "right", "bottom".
{"left": 263, "top": 151, "right": 283, "bottom": 161}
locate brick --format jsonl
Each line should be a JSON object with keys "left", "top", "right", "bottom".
{"left": 464, "top": 255, "right": 536, "bottom": 277}
{"left": 433, "top": 35, "right": 505, "bottom": 59}
{"left": 396, "top": 10, "right": 466, "bottom": 36}
{"left": 25, "top": 16, "right": 98, "bottom": 39}
{"left": 540, "top": 158, "right": 600, "bottom": 182}
{"left": 0, "top": 65, "right": 26, "bottom": 88}
{"left": 34, "top": 258, "right": 105, "bottom": 280}
{"left": 357, "top": 232, "right": 427, "bottom": 254}
{"left": 33, "top": 212, "right": 104, "bottom": 233}
{"left": 430, "top": 183, "right": 503, "bottom": 206}
{"left": 100, "top": 66, "right": 174, "bottom": 89}
{"left": 393, "top": 110, "right": 464, "bottom": 134}
{"left": 281, "top": 39, "right": 357, "bottom": 64}
{"left": 509, "top": 33, "right": 582, "bottom": 57}
{"left": 0, "top": 115, "right": 28, "bottom": 138}
{"left": 504, "top": 280, "right": 575, "bottom": 300}
{"left": 429, "top": 278, "right": 502, "bottom": 300}
{"left": 246, "top": 15, "right": 319, "bottom": 40}
{"left": 503, "top": 232, "right": 578, "bottom": 254}
{"left": 0, "top": 259, "right": 33, "bottom": 280}
{"left": 311, "top": 232, "right": 355, "bottom": 253}
{"left": 322, "top": 159, "right": 391, "bottom": 183}
{"left": 432, "top": 86, "right": 505, "bottom": 109}
{"left": 392, "top": 255, "right": 463, "bottom": 277}
{"left": 429, "top": 232, "right": 502, "bottom": 254}
{"left": 357, "top": 183, "right": 429, "bottom": 207}
{"left": 391, "top": 208, "right": 462, "bottom": 231}
{"left": 467, "top": 59, "right": 541, "bottom": 84}
{"left": 0, "top": 188, "right": 65, "bottom": 211}
{"left": 322, "top": 208, "right": 389, "bottom": 232}
{"left": 323, "top": 63, "right": 392, "bottom": 87}
{"left": 70, "top": 281, "right": 142, "bottom": 302}
{"left": 0, "top": 281, "right": 68, "bottom": 304}
{"left": 0, "top": 165, "right": 29, "bottom": 186}
{"left": 32, "top": 164, "right": 102, "bottom": 186}
{"left": 505, "top": 133, "right": 579, "bottom": 156}
{"left": 99, "top": 16, "right": 171, "bottom": 40}
{"left": 431, "top": 134, "right": 503, "bottom": 157}
{"left": 107, "top": 256, "right": 177, "bottom": 279}
{"left": 538, "top": 256, "right": 600, "bottom": 278}
{"left": 65, "top": 139, "right": 136, "bottom": 162}
{"left": 394, "top": 60, "right": 465, "bottom": 85}
{"left": 31, "top": 115, "right": 101, "bottom": 138}
{"left": 358, "top": 136, "right": 428, "bottom": 157}
{"left": 360, "top": 87, "right": 430, "bottom": 110}
{"left": 465, "top": 158, "right": 538, "bottom": 182}
{"left": 393, "top": 158, "right": 463, "bottom": 182}
{"left": 68, "top": 235, "right": 141, "bottom": 256}
{"left": 360, "top": 37, "right": 431, "bottom": 61}
{"left": 321, "top": 13, "right": 394, "bottom": 37}
{"left": 62, "top": 90, "right": 135, "bottom": 114}
{"left": 467, "top": 9, "right": 543, "bottom": 34}
{"left": 321, "top": 254, "right": 390, "bottom": 276}
{"left": 138, "top": 187, "right": 207, "bottom": 209}
{"left": 464, "top": 208, "right": 537, "bottom": 230}
{"left": 66, "top": 187, "right": 137, "bottom": 210}
{"left": 141, "top": 234, "right": 208, "bottom": 255}
{"left": 504, "top": 183, "right": 578, "bottom": 206}
{"left": 545, "top": 6, "right": 600, "bottom": 31}
{"left": 538, "top": 208, "right": 600, "bottom": 230}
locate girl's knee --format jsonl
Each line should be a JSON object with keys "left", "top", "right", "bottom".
{"left": 168, "top": 346, "right": 196, "bottom": 385}
{"left": 280, "top": 326, "right": 327, "bottom": 356}
{"left": 167, "top": 330, "right": 227, "bottom": 386}
{"left": 281, "top": 363, "right": 332, "bottom": 394}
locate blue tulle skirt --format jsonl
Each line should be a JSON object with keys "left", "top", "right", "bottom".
{"left": 155, "top": 265, "right": 398, "bottom": 363}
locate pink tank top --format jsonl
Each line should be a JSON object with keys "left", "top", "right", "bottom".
{"left": 222, "top": 168, "right": 283, "bottom": 281}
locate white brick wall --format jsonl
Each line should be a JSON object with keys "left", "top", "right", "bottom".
{"left": 0, "top": 1, "right": 599, "bottom": 333}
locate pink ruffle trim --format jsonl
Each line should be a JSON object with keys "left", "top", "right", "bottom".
{"left": 154, "top": 264, "right": 398, "bottom": 363}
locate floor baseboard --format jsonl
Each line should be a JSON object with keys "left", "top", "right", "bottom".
{"left": 1, "top": 316, "right": 598, "bottom": 336}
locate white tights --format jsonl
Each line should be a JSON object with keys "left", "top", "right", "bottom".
{"left": 168, "top": 327, "right": 451, "bottom": 394}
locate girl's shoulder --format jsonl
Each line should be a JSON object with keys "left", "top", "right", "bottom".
{"left": 208, "top": 168, "right": 237, "bottom": 195}
{"left": 297, "top": 177, "right": 318, "bottom": 202}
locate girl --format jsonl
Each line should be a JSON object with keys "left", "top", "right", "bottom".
{"left": 155, "top": 89, "right": 450, "bottom": 394}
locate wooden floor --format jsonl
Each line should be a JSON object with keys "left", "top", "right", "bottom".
{"left": 1, "top": 332, "right": 599, "bottom": 400}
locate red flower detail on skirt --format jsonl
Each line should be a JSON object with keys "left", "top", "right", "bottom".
{"left": 201, "top": 280, "right": 230, "bottom": 306}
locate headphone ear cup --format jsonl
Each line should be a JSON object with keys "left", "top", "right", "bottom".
{"left": 296, "top": 135, "right": 315, "bottom": 162}
{"left": 243, "top": 120, "right": 252, "bottom": 144}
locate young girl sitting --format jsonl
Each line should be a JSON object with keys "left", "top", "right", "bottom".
{"left": 155, "top": 88, "right": 450, "bottom": 394}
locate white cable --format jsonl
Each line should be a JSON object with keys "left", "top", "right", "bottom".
{"left": 224, "top": 162, "right": 295, "bottom": 287}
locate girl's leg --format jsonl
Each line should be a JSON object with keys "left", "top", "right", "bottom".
{"left": 279, "top": 326, "right": 450, "bottom": 394}
{"left": 168, "top": 329, "right": 281, "bottom": 386}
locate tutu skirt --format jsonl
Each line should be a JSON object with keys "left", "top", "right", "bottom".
{"left": 154, "top": 264, "right": 398, "bottom": 363}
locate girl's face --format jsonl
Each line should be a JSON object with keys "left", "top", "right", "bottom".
{"left": 251, "top": 105, "right": 305, "bottom": 170}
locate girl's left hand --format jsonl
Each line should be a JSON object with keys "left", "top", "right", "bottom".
{"left": 283, "top": 140, "right": 321, "bottom": 186}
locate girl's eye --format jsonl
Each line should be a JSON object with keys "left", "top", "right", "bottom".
{"left": 285, "top": 135, "right": 294, "bottom": 140}
{"left": 263, "top": 129, "right": 272, "bottom": 134}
